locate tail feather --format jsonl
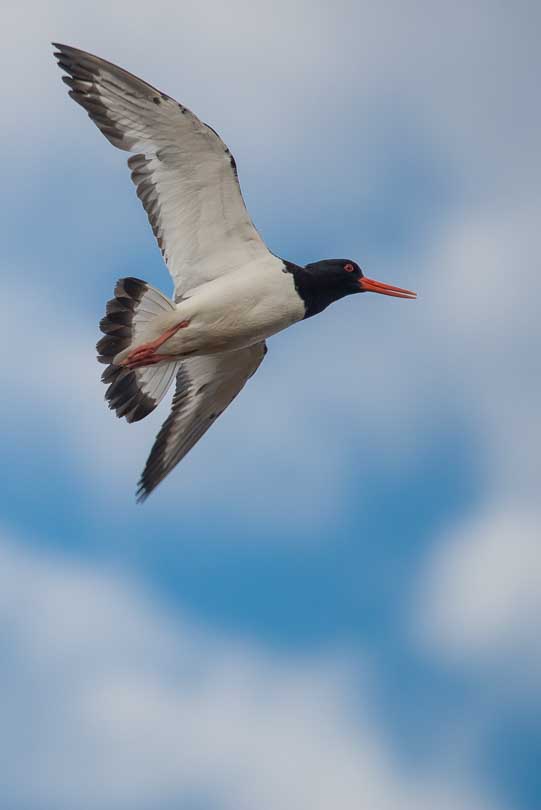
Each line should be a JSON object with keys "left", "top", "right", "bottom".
{"left": 97, "top": 277, "right": 179, "bottom": 423}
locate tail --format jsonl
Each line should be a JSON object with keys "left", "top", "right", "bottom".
{"left": 97, "top": 277, "right": 180, "bottom": 423}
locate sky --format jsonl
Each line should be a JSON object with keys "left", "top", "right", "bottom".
{"left": 1, "top": 1, "right": 540, "bottom": 808}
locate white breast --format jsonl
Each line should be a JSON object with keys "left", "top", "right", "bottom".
{"left": 170, "top": 255, "right": 305, "bottom": 355}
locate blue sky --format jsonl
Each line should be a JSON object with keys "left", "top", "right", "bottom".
{"left": 2, "top": 2, "right": 540, "bottom": 808}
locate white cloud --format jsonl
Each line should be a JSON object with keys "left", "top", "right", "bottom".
{"left": 1, "top": 276, "right": 154, "bottom": 490}
{"left": 0, "top": 530, "right": 502, "bottom": 810}
{"left": 413, "top": 506, "right": 541, "bottom": 704}
{"left": 424, "top": 204, "right": 541, "bottom": 499}
{"left": 411, "top": 200, "right": 541, "bottom": 689}
{"left": 5, "top": 0, "right": 541, "bottom": 203}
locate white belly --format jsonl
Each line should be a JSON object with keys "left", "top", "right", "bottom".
{"left": 162, "top": 256, "right": 305, "bottom": 356}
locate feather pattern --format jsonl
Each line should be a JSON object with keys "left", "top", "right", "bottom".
{"left": 137, "top": 343, "right": 267, "bottom": 500}
{"left": 53, "top": 43, "right": 269, "bottom": 298}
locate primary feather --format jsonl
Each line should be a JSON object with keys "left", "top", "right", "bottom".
{"left": 53, "top": 43, "right": 269, "bottom": 298}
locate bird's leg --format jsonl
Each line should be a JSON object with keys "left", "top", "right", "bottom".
{"left": 120, "top": 320, "right": 190, "bottom": 369}
{"left": 124, "top": 353, "right": 173, "bottom": 370}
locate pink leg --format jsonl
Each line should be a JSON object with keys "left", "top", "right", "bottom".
{"left": 120, "top": 320, "right": 190, "bottom": 369}
{"left": 124, "top": 353, "right": 173, "bottom": 370}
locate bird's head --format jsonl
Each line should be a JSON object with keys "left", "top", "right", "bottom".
{"left": 299, "top": 259, "right": 416, "bottom": 318}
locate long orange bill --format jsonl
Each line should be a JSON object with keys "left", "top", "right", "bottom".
{"left": 359, "top": 277, "right": 417, "bottom": 299}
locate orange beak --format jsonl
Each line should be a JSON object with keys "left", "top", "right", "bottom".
{"left": 359, "top": 277, "right": 417, "bottom": 299}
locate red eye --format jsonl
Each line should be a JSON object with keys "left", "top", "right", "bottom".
{"left": 344, "top": 263, "right": 355, "bottom": 272}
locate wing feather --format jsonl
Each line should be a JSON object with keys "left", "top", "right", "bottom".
{"left": 53, "top": 43, "right": 269, "bottom": 297}
{"left": 137, "top": 343, "right": 267, "bottom": 500}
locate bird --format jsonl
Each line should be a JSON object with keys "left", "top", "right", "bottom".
{"left": 53, "top": 43, "right": 416, "bottom": 501}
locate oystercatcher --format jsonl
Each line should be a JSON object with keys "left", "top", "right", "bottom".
{"left": 53, "top": 44, "right": 416, "bottom": 500}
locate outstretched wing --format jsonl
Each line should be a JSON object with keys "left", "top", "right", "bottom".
{"left": 53, "top": 43, "right": 269, "bottom": 298}
{"left": 137, "top": 343, "right": 267, "bottom": 500}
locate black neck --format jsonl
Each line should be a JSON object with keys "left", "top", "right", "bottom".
{"left": 282, "top": 260, "right": 351, "bottom": 319}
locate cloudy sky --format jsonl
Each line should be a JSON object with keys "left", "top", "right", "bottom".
{"left": 2, "top": 1, "right": 540, "bottom": 808}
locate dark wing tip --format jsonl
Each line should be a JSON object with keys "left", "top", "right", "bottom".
{"left": 51, "top": 44, "right": 165, "bottom": 152}
{"left": 135, "top": 483, "right": 150, "bottom": 504}
{"left": 135, "top": 367, "right": 193, "bottom": 502}
{"left": 52, "top": 42, "right": 85, "bottom": 67}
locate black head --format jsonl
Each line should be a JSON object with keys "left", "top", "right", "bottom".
{"left": 283, "top": 258, "right": 416, "bottom": 319}
{"left": 305, "top": 258, "right": 364, "bottom": 292}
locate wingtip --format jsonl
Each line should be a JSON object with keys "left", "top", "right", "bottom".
{"left": 52, "top": 43, "right": 89, "bottom": 62}
{"left": 52, "top": 43, "right": 70, "bottom": 67}
{"left": 52, "top": 42, "right": 68, "bottom": 56}
{"left": 135, "top": 485, "right": 149, "bottom": 504}
{"left": 52, "top": 42, "right": 75, "bottom": 52}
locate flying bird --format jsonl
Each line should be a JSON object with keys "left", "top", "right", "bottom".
{"left": 53, "top": 43, "right": 416, "bottom": 501}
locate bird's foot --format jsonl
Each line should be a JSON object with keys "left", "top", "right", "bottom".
{"left": 119, "top": 320, "right": 190, "bottom": 369}
{"left": 124, "top": 353, "right": 173, "bottom": 370}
